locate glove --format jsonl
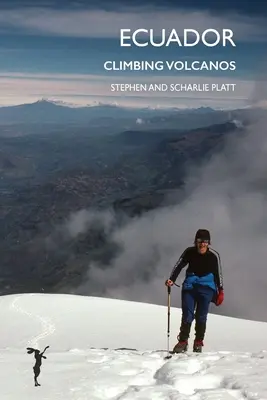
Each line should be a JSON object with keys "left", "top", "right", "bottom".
{"left": 165, "top": 279, "right": 174, "bottom": 287}
{"left": 216, "top": 289, "right": 224, "bottom": 306}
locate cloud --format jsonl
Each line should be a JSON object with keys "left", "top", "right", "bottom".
{"left": 65, "top": 209, "right": 115, "bottom": 239}
{"left": 0, "top": 0, "right": 264, "bottom": 18}
{"left": 136, "top": 118, "right": 144, "bottom": 124}
{"left": 0, "top": 8, "right": 266, "bottom": 41}
{"left": 73, "top": 110, "right": 267, "bottom": 323}
{"left": 45, "top": 208, "right": 116, "bottom": 252}
{"left": 0, "top": 71, "right": 259, "bottom": 109}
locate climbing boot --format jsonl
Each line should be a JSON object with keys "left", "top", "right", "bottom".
{"left": 172, "top": 340, "right": 188, "bottom": 353}
{"left": 193, "top": 339, "right": 203, "bottom": 353}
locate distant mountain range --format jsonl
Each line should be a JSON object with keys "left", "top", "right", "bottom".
{"left": 0, "top": 99, "right": 217, "bottom": 124}
{"left": 0, "top": 99, "right": 265, "bottom": 134}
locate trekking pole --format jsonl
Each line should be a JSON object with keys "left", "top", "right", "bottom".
{"left": 165, "top": 285, "right": 172, "bottom": 359}
{"left": 164, "top": 282, "right": 180, "bottom": 360}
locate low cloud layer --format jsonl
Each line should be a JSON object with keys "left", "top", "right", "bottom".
{"left": 0, "top": 72, "right": 257, "bottom": 108}
{"left": 63, "top": 108, "right": 267, "bottom": 323}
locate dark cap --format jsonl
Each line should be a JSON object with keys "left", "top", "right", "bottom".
{"left": 195, "top": 229, "right": 211, "bottom": 243}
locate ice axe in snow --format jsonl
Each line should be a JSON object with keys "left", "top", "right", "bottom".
{"left": 164, "top": 282, "right": 180, "bottom": 360}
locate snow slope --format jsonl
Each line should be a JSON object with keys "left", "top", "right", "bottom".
{"left": 1, "top": 293, "right": 267, "bottom": 399}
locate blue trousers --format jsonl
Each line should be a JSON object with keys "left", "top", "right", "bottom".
{"left": 181, "top": 285, "right": 214, "bottom": 324}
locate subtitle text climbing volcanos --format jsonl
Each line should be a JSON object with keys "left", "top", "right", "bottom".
{"left": 104, "top": 29, "right": 237, "bottom": 72}
{"left": 104, "top": 60, "right": 236, "bottom": 72}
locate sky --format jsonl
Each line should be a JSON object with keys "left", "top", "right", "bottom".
{"left": 0, "top": 0, "right": 266, "bottom": 108}
{"left": 1, "top": 292, "right": 267, "bottom": 398}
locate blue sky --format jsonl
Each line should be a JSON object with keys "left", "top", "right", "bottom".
{"left": 0, "top": 0, "right": 266, "bottom": 108}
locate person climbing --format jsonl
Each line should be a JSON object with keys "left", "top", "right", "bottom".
{"left": 165, "top": 229, "right": 224, "bottom": 353}
{"left": 27, "top": 346, "right": 49, "bottom": 386}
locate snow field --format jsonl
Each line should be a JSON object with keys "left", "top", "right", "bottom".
{"left": 0, "top": 293, "right": 267, "bottom": 399}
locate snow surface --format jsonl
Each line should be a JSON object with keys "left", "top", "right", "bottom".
{"left": 1, "top": 293, "right": 267, "bottom": 399}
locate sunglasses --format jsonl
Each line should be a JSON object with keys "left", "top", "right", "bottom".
{"left": 196, "top": 239, "right": 209, "bottom": 244}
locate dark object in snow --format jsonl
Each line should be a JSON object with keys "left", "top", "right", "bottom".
{"left": 27, "top": 346, "right": 49, "bottom": 386}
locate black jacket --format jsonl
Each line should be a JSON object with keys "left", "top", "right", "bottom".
{"left": 169, "top": 246, "right": 223, "bottom": 292}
